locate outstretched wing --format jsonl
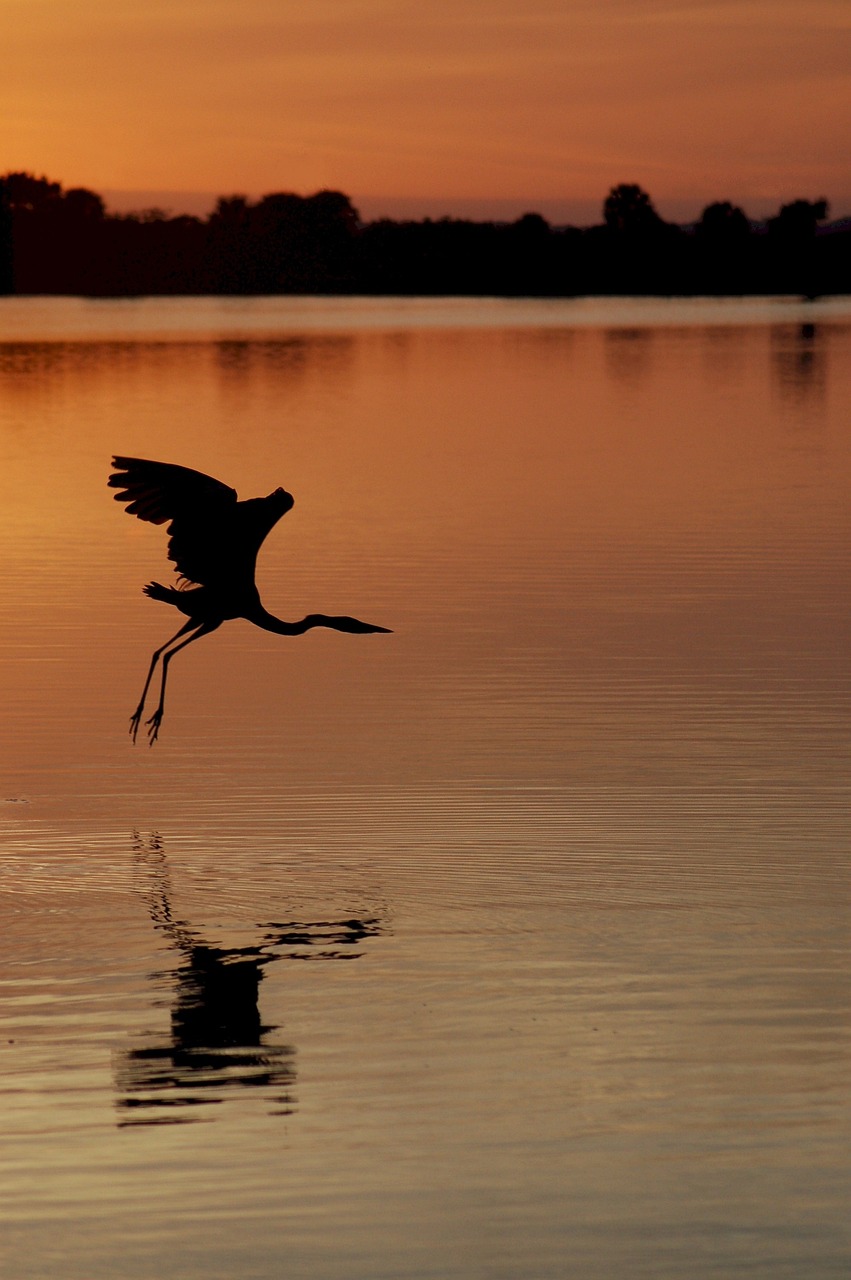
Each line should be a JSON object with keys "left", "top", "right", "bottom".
{"left": 108, "top": 456, "right": 236, "bottom": 525}
{"left": 109, "top": 456, "right": 239, "bottom": 586}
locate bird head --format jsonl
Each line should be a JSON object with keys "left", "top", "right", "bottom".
{"left": 269, "top": 486, "right": 295, "bottom": 515}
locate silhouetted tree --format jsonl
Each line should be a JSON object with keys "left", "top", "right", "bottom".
{"left": 697, "top": 201, "right": 751, "bottom": 241}
{"left": 209, "top": 189, "right": 360, "bottom": 292}
{"left": 358, "top": 215, "right": 506, "bottom": 294}
{"left": 303, "top": 189, "right": 360, "bottom": 289}
{"left": 62, "top": 187, "right": 106, "bottom": 223}
{"left": 692, "top": 201, "right": 754, "bottom": 292}
{"left": 771, "top": 198, "right": 829, "bottom": 239}
{"left": 0, "top": 185, "right": 11, "bottom": 294}
{"left": 0, "top": 171, "right": 63, "bottom": 213}
{"left": 499, "top": 213, "right": 556, "bottom": 294}
{"left": 1, "top": 168, "right": 849, "bottom": 298}
{"left": 207, "top": 196, "right": 253, "bottom": 292}
{"left": 767, "top": 198, "right": 830, "bottom": 295}
{"left": 0, "top": 172, "right": 104, "bottom": 291}
{"left": 603, "top": 183, "right": 664, "bottom": 235}
{"left": 594, "top": 183, "right": 686, "bottom": 292}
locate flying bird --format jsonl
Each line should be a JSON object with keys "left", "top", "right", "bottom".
{"left": 109, "top": 456, "right": 390, "bottom": 743}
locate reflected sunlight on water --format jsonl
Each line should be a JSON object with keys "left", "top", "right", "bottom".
{"left": 1, "top": 297, "right": 850, "bottom": 1279}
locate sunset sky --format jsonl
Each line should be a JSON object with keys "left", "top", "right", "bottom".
{"left": 3, "top": 0, "right": 848, "bottom": 224}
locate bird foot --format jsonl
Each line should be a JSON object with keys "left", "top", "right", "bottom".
{"left": 145, "top": 710, "right": 163, "bottom": 745}
{"left": 129, "top": 710, "right": 144, "bottom": 744}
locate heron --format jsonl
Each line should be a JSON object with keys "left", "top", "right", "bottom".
{"left": 109, "top": 456, "right": 391, "bottom": 743}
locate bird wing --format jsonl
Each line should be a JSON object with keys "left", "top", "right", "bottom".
{"left": 109, "top": 456, "right": 240, "bottom": 586}
{"left": 109, "top": 456, "right": 237, "bottom": 524}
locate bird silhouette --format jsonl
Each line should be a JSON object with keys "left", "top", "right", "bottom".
{"left": 109, "top": 456, "right": 390, "bottom": 743}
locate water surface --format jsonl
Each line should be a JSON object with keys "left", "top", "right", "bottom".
{"left": 1, "top": 296, "right": 850, "bottom": 1278}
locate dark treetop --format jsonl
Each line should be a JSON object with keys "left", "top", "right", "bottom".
{"left": 4, "top": 173, "right": 847, "bottom": 297}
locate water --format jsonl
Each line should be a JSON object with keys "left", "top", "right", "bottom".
{"left": 1, "top": 296, "right": 850, "bottom": 1278}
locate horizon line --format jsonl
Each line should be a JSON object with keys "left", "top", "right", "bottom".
{"left": 95, "top": 188, "right": 847, "bottom": 228}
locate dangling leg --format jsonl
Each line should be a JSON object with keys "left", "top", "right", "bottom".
{"left": 146, "top": 621, "right": 221, "bottom": 745}
{"left": 130, "top": 619, "right": 201, "bottom": 743}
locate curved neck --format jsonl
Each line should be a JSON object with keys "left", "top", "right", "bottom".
{"left": 245, "top": 603, "right": 388, "bottom": 636}
{"left": 246, "top": 604, "right": 311, "bottom": 635}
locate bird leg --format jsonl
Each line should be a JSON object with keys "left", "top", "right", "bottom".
{"left": 130, "top": 619, "right": 202, "bottom": 743}
{"left": 145, "top": 621, "right": 221, "bottom": 745}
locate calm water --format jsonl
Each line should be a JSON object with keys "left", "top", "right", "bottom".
{"left": 1, "top": 296, "right": 850, "bottom": 1279}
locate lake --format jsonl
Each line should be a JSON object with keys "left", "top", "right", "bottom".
{"left": 1, "top": 295, "right": 850, "bottom": 1279}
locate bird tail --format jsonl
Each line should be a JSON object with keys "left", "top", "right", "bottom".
{"left": 143, "top": 581, "right": 184, "bottom": 606}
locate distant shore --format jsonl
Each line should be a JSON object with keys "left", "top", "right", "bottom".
{"left": 3, "top": 173, "right": 848, "bottom": 299}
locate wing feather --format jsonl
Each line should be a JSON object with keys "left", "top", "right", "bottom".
{"left": 109, "top": 456, "right": 237, "bottom": 525}
{"left": 109, "top": 456, "right": 240, "bottom": 586}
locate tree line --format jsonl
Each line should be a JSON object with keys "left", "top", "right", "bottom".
{"left": 1, "top": 172, "right": 847, "bottom": 298}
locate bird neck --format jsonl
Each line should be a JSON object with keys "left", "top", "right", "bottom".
{"left": 245, "top": 604, "right": 389, "bottom": 636}
{"left": 246, "top": 604, "right": 310, "bottom": 635}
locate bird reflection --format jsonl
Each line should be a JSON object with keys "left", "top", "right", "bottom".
{"left": 114, "top": 833, "right": 383, "bottom": 1127}
{"left": 771, "top": 322, "right": 826, "bottom": 409}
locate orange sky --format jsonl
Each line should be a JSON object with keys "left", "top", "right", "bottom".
{"left": 2, "top": 0, "right": 849, "bottom": 223}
